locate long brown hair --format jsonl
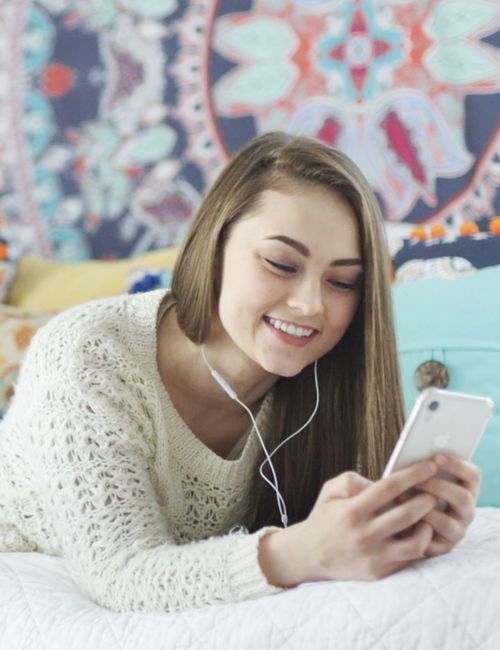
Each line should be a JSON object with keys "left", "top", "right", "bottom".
{"left": 171, "top": 131, "right": 404, "bottom": 529}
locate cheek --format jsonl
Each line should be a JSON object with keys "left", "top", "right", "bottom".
{"left": 325, "top": 295, "right": 360, "bottom": 336}
{"left": 218, "top": 264, "right": 263, "bottom": 327}
{"left": 220, "top": 259, "right": 277, "bottom": 310}
{"left": 218, "top": 279, "right": 241, "bottom": 327}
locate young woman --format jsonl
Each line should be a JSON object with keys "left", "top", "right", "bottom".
{"left": 0, "top": 132, "right": 480, "bottom": 612}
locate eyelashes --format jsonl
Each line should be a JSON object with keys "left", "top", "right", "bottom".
{"left": 265, "top": 259, "right": 296, "bottom": 273}
{"left": 264, "top": 259, "right": 358, "bottom": 291}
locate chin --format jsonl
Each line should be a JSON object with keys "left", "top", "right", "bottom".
{"left": 260, "top": 358, "right": 308, "bottom": 379}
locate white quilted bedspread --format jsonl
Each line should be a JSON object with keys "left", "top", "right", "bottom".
{"left": 0, "top": 508, "right": 499, "bottom": 650}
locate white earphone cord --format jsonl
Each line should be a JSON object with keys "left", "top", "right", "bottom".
{"left": 200, "top": 346, "right": 320, "bottom": 527}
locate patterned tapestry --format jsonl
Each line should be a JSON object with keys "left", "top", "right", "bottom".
{"left": 0, "top": 0, "right": 499, "bottom": 266}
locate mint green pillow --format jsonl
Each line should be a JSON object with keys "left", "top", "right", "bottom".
{"left": 393, "top": 265, "right": 500, "bottom": 507}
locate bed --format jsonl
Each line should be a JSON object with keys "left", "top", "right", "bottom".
{"left": 1, "top": 507, "right": 499, "bottom": 650}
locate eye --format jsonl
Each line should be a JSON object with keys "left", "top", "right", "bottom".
{"left": 327, "top": 279, "right": 359, "bottom": 291}
{"left": 265, "top": 259, "right": 296, "bottom": 274}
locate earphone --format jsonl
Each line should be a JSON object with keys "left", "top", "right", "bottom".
{"left": 201, "top": 346, "right": 320, "bottom": 527}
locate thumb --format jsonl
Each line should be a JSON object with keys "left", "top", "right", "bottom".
{"left": 319, "top": 471, "right": 373, "bottom": 502}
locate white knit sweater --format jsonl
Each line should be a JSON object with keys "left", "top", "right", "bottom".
{"left": 0, "top": 290, "right": 282, "bottom": 612}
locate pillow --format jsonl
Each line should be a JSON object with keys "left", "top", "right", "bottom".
{"left": 8, "top": 247, "right": 179, "bottom": 311}
{"left": 0, "top": 306, "right": 53, "bottom": 420}
{"left": 393, "top": 264, "right": 500, "bottom": 507}
{"left": 0, "top": 260, "right": 16, "bottom": 303}
{"left": 127, "top": 267, "right": 173, "bottom": 294}
{"left": 392, "top": 219, "right": 500, "bottom": 283}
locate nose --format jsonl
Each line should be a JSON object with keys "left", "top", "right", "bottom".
{"left": 286, "top": 276, "right": 324, "bottom": 316}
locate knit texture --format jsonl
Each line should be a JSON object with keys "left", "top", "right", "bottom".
{"left": 0, "top": 290, "right": 282, "bottom": 612}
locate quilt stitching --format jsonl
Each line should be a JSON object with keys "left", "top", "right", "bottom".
{"left": 415, "top": 519, "right": 500, "bottom": 649}
{"left": 412, "top": 564, "right": 484, "bottom": 649}
{"left": 0, "top": 556, "right": 51, "bottom": 650}
{"left": 0, "top": 509, "right": 499, "bottom": 649}
{"left": 335, "top": 562, "right": 444, "bottom": 649}
{"left": 102, "top": 610, "right": 128, "bottom": 650}
{"left": 235, "top": 595, "right": 304, "bottom": 650}
{"left": 179, "top": 610, "right": 226, "bottom": 650}
{"left": 374, "top": 564, "right": 453, "bottom": 638}
{"left": 330, "top": 583, "right": 389, "bottom": 650}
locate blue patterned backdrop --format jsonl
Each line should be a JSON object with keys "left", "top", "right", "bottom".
{"left": 0, "top": 0, "right": 499, "bottom": 268}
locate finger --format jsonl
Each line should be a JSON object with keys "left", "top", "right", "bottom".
{"left": 367, "top": 559, "right": 411, "bottom": 581}
{"left": 373, "top": 492, "right": 438, "bottom": 538}
{"left": 383, "top": 521, "right": 434, "bottom": 564}
{"left": 422, "top": 508, "right": 469, "bottom": 545}
{"left": 356, "top": 461, "right": 438, "bottom": 515}
{"left": 433, "top": 455, "right": 482, "bottom": 498}
{"left": 423, "top": 533, "right": 453, "bottom": 558}
{"left": 417, "top": 477, "right": 475, "bottom": 520}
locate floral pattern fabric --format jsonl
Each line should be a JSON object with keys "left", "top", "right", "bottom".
{"left": 0, "top": 306, "right": 52, "bottom": 419}
{"left": 0, "top": 0, "right": 499, "bottom": 264}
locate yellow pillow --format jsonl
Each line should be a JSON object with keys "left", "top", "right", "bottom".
{"left": 8, "top": 248, "right": 179, "bottom": 311}
{"left": 0, "top": 305, "right": 53, "bottom": 418}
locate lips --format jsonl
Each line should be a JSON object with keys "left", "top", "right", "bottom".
{"left": 263, "top": 315, "right": 318, "bottom": 347}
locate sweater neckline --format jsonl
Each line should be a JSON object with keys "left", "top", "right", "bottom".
{"left": 128, "top": 290, "right": 273, "bottom": 484}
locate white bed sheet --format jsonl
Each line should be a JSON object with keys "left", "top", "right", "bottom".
{"left": 0, "top": 508, "right": 499, "bottom": 650}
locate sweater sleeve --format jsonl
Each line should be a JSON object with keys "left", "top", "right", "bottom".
{"left": 20, "top": 318, "right": 283, "bottom": 613}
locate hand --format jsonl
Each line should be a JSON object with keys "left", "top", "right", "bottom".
{"left": 258, "top": 460, "right": 439, "bottom": 587}
{"left": 416, "top": 454, "right": 481, "bottom": 557}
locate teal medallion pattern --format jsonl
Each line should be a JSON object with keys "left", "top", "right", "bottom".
{"left": 0, "top": 0, "right": 499, "bottom": 262}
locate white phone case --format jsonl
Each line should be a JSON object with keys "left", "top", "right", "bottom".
{"left": 383, "top": 387, "right": 494, "bottom": 479}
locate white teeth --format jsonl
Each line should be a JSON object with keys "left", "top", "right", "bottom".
{"left": 268, "top": 317, "right": 314, "bottom": 338}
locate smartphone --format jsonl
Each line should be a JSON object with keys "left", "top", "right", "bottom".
{"left": 383, "top": 388, "right": 494, "bottom": 483}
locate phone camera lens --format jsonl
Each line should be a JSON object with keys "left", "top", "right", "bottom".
{"left": 428, "top": 400, "right": 439, "bottom": 411}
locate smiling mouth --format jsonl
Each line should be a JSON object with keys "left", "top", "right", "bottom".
{"left": 263, "top": 315, "right": 317, "bottom": 339}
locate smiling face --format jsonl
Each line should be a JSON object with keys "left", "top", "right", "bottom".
{"left": 211, "top": 184, "right": 363, "bottom": 379}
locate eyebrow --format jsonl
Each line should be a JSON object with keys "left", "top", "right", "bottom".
{"left": 264, "top": 235, "right": 363, "bottom": 267}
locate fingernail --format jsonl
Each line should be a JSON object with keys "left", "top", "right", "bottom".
{"left": 435, "top": 454, "right": 448, "bottom": 466}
